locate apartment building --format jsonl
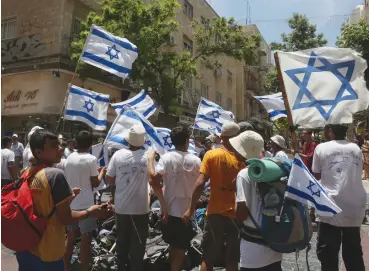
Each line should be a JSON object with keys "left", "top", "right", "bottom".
{"left": 1, "top": 0, "right": 270, "bottom": 138}
{"left": 349, "top": 2, "right": 369, "bottom": 24}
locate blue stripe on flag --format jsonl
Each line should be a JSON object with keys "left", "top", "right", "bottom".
{"left": 143, "top": 104, "right": 157, "bottom": 117}
{"left": 70, "top": 87, "right": 110, "bottom": 103}
{"left": 91, "top": 27, "right": 138, "bottom": 53}
{"left": 256, "top": 96, "right": 283, "bottom": 101}
{"left": 82, "top": 52, "right": 132, "bottom": 74}
{"left": 65, "top": 110, "right": 107, "bottom": 126}
{"left": 197, "top": 114, "right": 223, "bottom": 127}
{"left": 112, "top": 92, "right": 147, "bottom": 110}
{"left": 200, "top": 99, "right": 222, "bottom": 110}
{"left": 286, "top": 185, "right": 338, "bottom": 215}
{"left": 293, "top": 157, "right": 329, "bottom": 197}
{"left": 269, "top": 110, "right": 287, "bottom": 118}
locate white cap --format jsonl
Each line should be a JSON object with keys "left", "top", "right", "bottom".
{"left": 12, "top": 134, "right": 18, "bottom": 138}
{"left": 125, "top": 124, "right": 146, "bottom": 147}
{"left": 229, "top": 131, "right": 264, "bottom": 159}
{"left": 270, "top": 135, "right": 287, "bottom": 149}
{"left": 221, "top": 122, "right": 240, "bottom": 137}
{"left": 206, "top": 134, "right": 216, "bottom": 143}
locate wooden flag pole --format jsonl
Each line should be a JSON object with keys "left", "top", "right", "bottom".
{"left": 274, "top": 52, "right": 299, "bottom": 152}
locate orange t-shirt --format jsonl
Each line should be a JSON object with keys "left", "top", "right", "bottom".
{"left": 200, "top": 147, "right": 243, "bottom": 218}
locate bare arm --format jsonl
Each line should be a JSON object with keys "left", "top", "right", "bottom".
{"left": 236, "top": 202, "right": 249, "bottom": 221}
{"left": 106, "top": 175, "right": 115, "bottom": 185}
{"left": 90, "top": 167, "right": 106, "bottom": 188}
{"left": 8, "top": 162, "right": 17, "bottom": 181}
{"left": 184, "top": 173, "right": 209, "bottom": 220}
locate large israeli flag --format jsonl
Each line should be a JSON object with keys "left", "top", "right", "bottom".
{"left": 255, "top": 93, "right": 287, "bottom": 121}
{"left": 104, "top": 106, "right": 166, "bottom": 155}
{"left": 65, "top": 85, "right": 110, "bottom": 131}
{"left": 112, "top": 90, "right": 157, "bottom": 118}
{"left": 278, "top": 47, "right": 369, "bottom": 128}
{"left": 285, "top": 154, "right": 342, "bottom": 217}
{"left": 194, "top": 97, "right": 234, "bottom": 135}
{"left": 81, "top": 25, "right": 138, "bottom": 79}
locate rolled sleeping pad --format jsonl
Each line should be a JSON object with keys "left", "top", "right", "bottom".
{"left": 247, "top": 158, "right": 289, "bottom": 183}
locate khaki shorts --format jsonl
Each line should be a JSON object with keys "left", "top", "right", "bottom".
{"left": 202, "top": 214, "right": 240, "bottom": 264}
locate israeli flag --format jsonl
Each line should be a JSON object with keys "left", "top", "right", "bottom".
{"left": 194, "top": 97, "right": 234, "bottom": 135}
{"left": 156, "top": 128, "right": 174, "bottom": 152}
{"left": 278, "top": 47, "right": 369, "bottom": 128}
{"left": 65, "top": 85, "right": 110, "bottom": 131}
{"left": 104, "top": 106, "right": 166, "bottom": 155}
{"left": 112, "top": 90, "right": 157, "bottom": 118}
{"left": 188, "top": 139, "right": 199, "bottom": 155}
{"left": 81, "top": 25, "right": 138, "bottom": 79}
{"left": 285, "top": 154, "right": 342, "bottom": 217}
{"left": 90, "top": 143, "right": 109, "bottom": 167}
{"left": 255, "top": 93, "right": 287, "bottom": 121}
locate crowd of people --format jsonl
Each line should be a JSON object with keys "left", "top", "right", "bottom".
{"left": 1, "top": 121, "right": 367, "bottom": 271}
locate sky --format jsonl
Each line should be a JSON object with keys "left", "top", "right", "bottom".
{"left": 207, "top": 0, "right": 364, "bottom": 47}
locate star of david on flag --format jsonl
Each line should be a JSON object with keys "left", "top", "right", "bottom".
{"left": 65, "top": 85, "right": 110, "bottom": 131}
{"left": 156, "top": 128, "right": 174, "bottom": 151}
{"left": 194, "top": 97, "right": 235, "bottom": 135}
{"left": 278, "top": 47, "right": 369, "bottom": 128}
{"left": 81, "top": 25, "right": 138, "bottom": 79}
{"left": 285, "top": 154, "right": 341, "bottom": 217}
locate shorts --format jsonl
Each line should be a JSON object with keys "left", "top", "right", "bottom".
{"left": 162, "top": 215, "right": 196, "bottom": 250}
{"left": 16, "top": 251, "right": 64, "bottom": 271}
{"left": 202, "top": 214, "right": 240, "bottom": 264}
{"left": 67, "top": 215, "right": 97, "bottom": 233}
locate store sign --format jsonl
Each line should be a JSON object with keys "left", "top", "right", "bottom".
{"left": 179, "top": 115, "right": 194, "bottom": 124}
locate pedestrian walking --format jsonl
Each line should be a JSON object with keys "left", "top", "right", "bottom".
{"left": 15, "top": 130, "right": 110, "bottom": 271}
{"left": 22, "top": 126, "right": 43, "bottom": 170}
{"left": 183, "top": 121, "right": 242, "bottom": 271}
{"left": 270, "top": 135, "right": 288, "bottom": 160}
{"left": 11, "top": 134, "right": 24, "bottom": 173}
{"left": 106, "top": 124, "right": 150, "bottom": 271}
{"left": 64, "top": 131, "right": 107, "bottom": 271}
{"left": 234, "top": 131, "right": 283, "bottom": 271}
{"left": 148, "top": 126, "right": 201, "bottom": 271}
{"left": 312, "top": 124, "right": 366, "bottom": 271}
{"left": 1, "top": 136, "right": 17, "bottom": 187}
{"left": 64, "top": 139, "right": 76, "bottom": 158}
{"left": 299, "top": 130, "right": 317, "bottom": 173}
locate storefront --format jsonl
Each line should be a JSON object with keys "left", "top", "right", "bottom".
{"left": 1, "top": 69, "right": 123, "bottom": 143}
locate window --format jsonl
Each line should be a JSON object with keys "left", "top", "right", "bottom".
{"left": 201, "top": 84, "right": 209, "bottom": 98}
{"left": 227, "top": 98, "right": 232, "bottom": 111}
{"left": 227, "top": 70, "right": 233, "bottom": 84}
{"left": 183, "top": 0, "right": 193, "bottom": 18}
{"left": 213, "top": 68, "right": 222, "bottom": 77}
{"left": 216, "top": 91, "right": 222, "bottom": 105}
{"left": 184, "top": 77, "right": 192, "bottom": 89}
{"left": 71, "top": 17, "right": 82, "bottom": 35}
{"left": 215, "top": 34, "right": 222, "bottom": 43}
{"left": 1, "top": 17, "right": 17, "bottom": 40}
{"left": 201, "top": 16, "right": 209, "bottom": 30}
{"left": 183, "top": 35, "right": 193, "bottom": 54}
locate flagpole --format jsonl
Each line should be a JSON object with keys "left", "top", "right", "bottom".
{"left": 55, "top": 60, "right": 81, "bottom": 134}
{"left": 274, "top": 52, "right": 298, "bottom": 152}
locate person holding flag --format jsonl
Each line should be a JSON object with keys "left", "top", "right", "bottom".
{"left": 311, "top": 124, "right": 366, "bottom": 271}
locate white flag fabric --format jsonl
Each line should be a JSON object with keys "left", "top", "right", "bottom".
{"left": 278, "top": 47, "right": 369, "bottom": 128}
{"left": 112, "top": 90, "right": 157, "bottom": 118}
{"left": 81, "top": 25, "right": 138, "bottom": 79}
{"left": 89, "top": 143, "right": 109, "bottom": 167}
{"left": 255, "top": 93, "right": 287, "bottom": 120}
{"left": 194, "top": 97, "right": 235, "bottom": 135}
{"left": 65, "top": 85, "right": 110, "bottom": 131}
{"left": 156, "top": 127, "right": 174, "bottom": 152}
{"left": 104, "top": 106, "right": 166, "bottom": 155}
{"left": 285, "top": 154, "right": 342, "bottom": 217}
{"left": 188, "top": 139, "right": 199, "bottom": 156}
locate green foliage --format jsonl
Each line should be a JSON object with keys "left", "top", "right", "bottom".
{"left": 272, "top": 118, "right": 289, "bottom": 133}
{"left": 337, "top": 19, "right": 369, "bottom": 89}
{"left": 265, "top": 13, "right": 328, "bottom": 96}
{"left": 71, "top": 0, "right": 261, "bottom": 114}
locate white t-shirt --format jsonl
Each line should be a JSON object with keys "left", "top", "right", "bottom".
{"left": 22, "top": 147, "right": 33, "bottom": 169}
{"left": 275, "top": 150, "right": 289, "bottom": 160}
{"left": 312, "top": 140, "right": 367, "bottom": 227}
{"left": 11, "top": 142, "right": 24, "bottom": 157}
{"left": 155, "top": 150, "right": 201, "bottom": 218}
{"left": 64, "top": 152, "right": 99, "bottom": 210}
{"left": 107, "top": 149, "right": 150, "bottom": 215}
{"left": 1, "top": 148, "right": 15, "bottom": 180}
{"left": 64, "top": 148, "right": 74, "bottom": 158}
{"left": 236, "top": 168, "right": 282, "bottom": 268}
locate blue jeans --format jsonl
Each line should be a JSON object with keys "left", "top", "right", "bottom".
{"left": 16, "top": 251, "right": 64, "bottom": 271}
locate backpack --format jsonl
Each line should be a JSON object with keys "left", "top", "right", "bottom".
{"left": 1, "top": 165, "right": 55, "bottom": 252}
{"left": 240, "top": 161, "right": 313, "bottom": 254}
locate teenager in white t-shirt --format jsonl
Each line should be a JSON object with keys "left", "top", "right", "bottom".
{"left": 64, "top": 131, "right": 106, "bottom": 271}
{"left": 270, "top": 135, "right": 289, "bottom": 160}
{"left": 106, "top": 124, "right": 150, "bottom": 271}
{"left": 148, "top": 126, "right": 201, "bottom": 271}
{"left": 1, "top": 136, "right": 16, "bottom": 187}
{"left": 232, "top": 131, "right": 283, "bottom": 271}
{"left": 312, "top": 124, "right": 366, "bottom": 271}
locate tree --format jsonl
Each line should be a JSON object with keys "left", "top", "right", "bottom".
{"left": 336, "top": 19, "right": 369, "bottom": 90}
{"left": 71, "top": 0, "right": 261, "bottom": 114}
{"left": 265, "top": 13, "right": 328, "bottom": 94}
